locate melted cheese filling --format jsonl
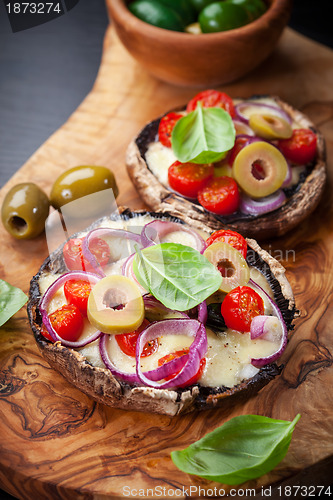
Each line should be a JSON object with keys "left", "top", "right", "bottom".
{"left": 39, "top": 214, "right": 281, "bottom": 389}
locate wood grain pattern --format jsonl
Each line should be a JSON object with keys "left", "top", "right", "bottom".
{"left": 0, "top": 25, "right": 333, "bottom": 499}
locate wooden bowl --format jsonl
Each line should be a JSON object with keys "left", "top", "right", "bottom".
{"left": 105, "top": 0, "right": 292, "bottom": 87}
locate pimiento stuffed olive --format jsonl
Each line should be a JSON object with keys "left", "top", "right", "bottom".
{"left": 1, "top": 183, "right": 50, "bottom": 239}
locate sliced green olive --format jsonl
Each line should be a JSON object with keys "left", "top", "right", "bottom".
{"left": 1, "top": 183, "right": 49, "bottom": 239}
{"left": 249, "top": 113, "right": 293, "bottom": 140}
{"left": 50, "top": 166, "right": 118, "bottom": 211}
{"left": 203, "top": 241, "right": 250, "bottom": 293}
{"left": 233, "top": 141, "right": 288, "bottom": 198}
{"left": 87, "top": 275, "right": 144, "bottom": 334}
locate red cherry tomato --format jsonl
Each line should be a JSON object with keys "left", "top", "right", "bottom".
{"left": 158, "top": 112, "right": 183, "bottom": 148}
{"left": 206, "top": 229, "right": 247, "bottom": 259}
{"left": 278, "top": 128, "right": 317, "bottom": 165}
{"left": 186, "top": 89, "right": 235, "bottom": 118}
{"left": 63, "top": 237, "right": 110, "bottom": 272}
{"left": 41, "top": 324, "right": 54, "bottom": 342}
{"left": 197, "top": 176, "right": 240, "bottom": 215}
{"left": 158, "top": 348, "right": 206, "bottom": 387}
{"left": 47, "top": 304, "right": 84, "bottom": 342}
{"left": 168, "top": 161, "right": 214, "bottom": 199}
{"left": 221, "top": 286, "right": 264, "bottom": 333}
{"left": 115, "top": 319, "right": 158, "bottom": 358}
{"left": 227, "top": 136, "right": 249, "bottom": 166}
{"left": 64, "top": 279, "right": 92, "bottom": 316}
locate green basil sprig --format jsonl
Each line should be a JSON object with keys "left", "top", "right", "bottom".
{"left": 171, "top": 103, "right": 235, "bottom": 164}
{"left": 0, "top": 279, "right": 28, "bottom": 327}
{"left": 133, "top": 243, "right": 222, "bottom": 311}
{"left": 171, "top": 414, "right": 301, "bottom": 485}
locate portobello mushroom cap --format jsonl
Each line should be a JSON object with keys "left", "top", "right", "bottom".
{"left": 126, "top": 96, "right": 326, "bottom": 239}
{"left": 28, "top": 208, "right": 296, "bottom": 416}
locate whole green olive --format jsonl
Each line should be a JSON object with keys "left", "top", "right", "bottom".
{"left": 1, "top": 183, "right": 50, "bottom": 239}
{"left": 50, "top": 166, "right": 119, "bottom": 211}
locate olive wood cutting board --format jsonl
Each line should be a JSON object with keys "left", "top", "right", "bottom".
{"left": 0, "top": 25, "right": 333, "bottom": 500}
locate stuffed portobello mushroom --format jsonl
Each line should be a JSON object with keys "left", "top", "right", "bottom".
{"left": 28, "top": 209, "right": 296, "bottom": 416}
{"left": 126, "top": 91, "right": 326, "bottom": 239}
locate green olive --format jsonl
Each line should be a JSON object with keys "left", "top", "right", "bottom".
{"left": 203, "top": 241, "right": 250, "bottom": 293}
{"left": 199, "top": 2, "right": 250, "bottom": 33}
{"left": 233, "top": 141, "right": 288, "bottom": 198}
{"left": 50, "top": 166, "right": 119, "bottom": 211}
{"left": 249, "top": 113, "right": 293, "bottom": 140}
{"left": 87, "top": 275, "right": 144, "bottom": 334}
{"left": 1, "top": 183, "right": 50, "bottom": 239}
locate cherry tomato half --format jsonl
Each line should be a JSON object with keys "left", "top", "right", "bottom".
{"left": 158, "top": 112, "right": 183, "bottom": 148}
{"left": 197, "top": 176, "right": 240, "bottom": 215}
{"left": 278, "top": 128, "right": 317, "bottom": 165}
{"left": 221, "top": 286, "right": 264, "bottom": 332}
{"left": 63, "top": 237, "right": 111, "bottom": 272}
{"left": 158, "top": 348, "right": 206, "bottom": 387}
{"left": 64, "top": 279, "right": 92, "bottom": 316}
{"left": 115, "top": 319, "right": 158, "bottom": 358}
{"left": 227, "top": 136, "right": 249, "bottom": 166}
{"left": 41, "top": 324, "right": 54, "bottom": 342}
{"left": 206, "top": 229, "right": 247, "bottom": 259}
{"left": 168, "top": 161, "right": 214, "bottom": 198}
{"left": 47, "top": 304, "right": 84, "bottom": 342}
{"left": 186, "top": 89, "right": 235, "bottom": 118}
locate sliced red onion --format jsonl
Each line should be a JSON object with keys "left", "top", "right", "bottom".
{"left": 239, "top": 190, "right": 286, "bottom": 216}
{"left": 251, "top": 315, "right": 282, "bottom": 342}
{"left": 282, "top": 161, "right": 293, "bottom": 187}
{"left": 141, "top": 220, "right": 206, "bottom": 254}
{"left": 249, "top": 279, "right": 288, "bottom": 367}
{"left": 143, "top": 294, "right": 188, "bottom": 320}
{"left": 122, "top": 253, "right": 147, "bottom": 294}
{"left": 99, "top": 333, "right": 140, "bottom": 384}
{"left": 40, "top": 271, "right": 102, "bottom": 348}
{"left": 235, "top": 101, "right": 292, "bottom": 125}
{"left": 82, "top": 228, "right": 142, "bottom": 277}
{"left": 136, "top": 319, "right": 207, "bottom": 389}
{"left": 233, "top": 120, "right": 255, "bottom": 137}
{"left": 198, "top": 301, "right": 207, "bottom": 324}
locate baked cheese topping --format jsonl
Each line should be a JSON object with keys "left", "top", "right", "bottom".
{"left": 39, "top": 214, "right": 281, "bottom": 389}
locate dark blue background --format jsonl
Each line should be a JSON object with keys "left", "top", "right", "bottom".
{"left": 0, "top": 0, "right": 332, "bottom": 497}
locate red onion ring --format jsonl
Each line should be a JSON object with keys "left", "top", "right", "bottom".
{"left": 233, "top": 120, "right": 255, "bottom": 137}
{"left": 235, "top": 101, "right": 292, "bottom": 125}
{"left": 122, "top": 253, "right": 147, "bottom": 294}
{"left": 136, "top": 319, "right": 207, "bottom": 388}
{"left": 282, "top": 161, "right": 292, "bottom": 187}
{"left": 198, "top": 301, "right": 207, "bottom": 324}
{"left": 99, "top": 333, "right": 141, "bottom": 384}
{"left": 249, "top": 279, "right": 288, "bottom": 367}
{"left": 82, "top": 228, "right": 142, "bottom": 277}
{"left": 239, "top": 190, "right": 286, "bottom": 216}
{"left": 39, "top": 271, "right": 102, "bottom": 348}
{"left": 251, "top": 315, "right": 282, "bottom": 342}
{"left": 140, "top": 220, "right": 206, "bottom": 254}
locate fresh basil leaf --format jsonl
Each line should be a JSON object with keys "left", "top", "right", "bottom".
{"left": 133, "top": 243, "right": 222, "bottom": 311}
{"left": 171, "top": 103, "right": 235, "bottom": 164}
{"left": 171, "top": 414, "right": 301, "bottom": 485}
{"left": 0, "top": 279, "right": 28, "bottom": 327}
